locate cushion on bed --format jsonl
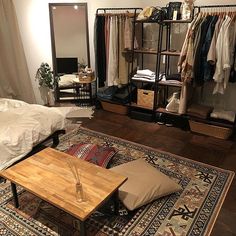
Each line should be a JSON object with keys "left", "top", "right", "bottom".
{"left": 110, "top": 158, "right": 182, "bottom": 210}
{"left": 0, "top": 98, "right": 28, "bottom": 112}
{"left": 66, "top": 143, "right": 117, "bottom": 168}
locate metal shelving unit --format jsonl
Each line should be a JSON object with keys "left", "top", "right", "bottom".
{"left": 128, "top": 17, "right": 161, "bottom": 118}
{"left": 155, "top": 19, "right": 189, "bottom": 115}
{"left": 128, "top": 13, "right": 193, "bottom": 121}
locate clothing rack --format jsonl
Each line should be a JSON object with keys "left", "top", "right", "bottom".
{"left": 95, "top": 7, "right": 143, "bottom": 89}
{"left": 96, "top": 7, "right": 142, "bottom": 16}
{"left": 181, "top": 4, "right": 236, "bottom": 131}
{"left": 196, "top": 4, "right": 236, "bottom": 12}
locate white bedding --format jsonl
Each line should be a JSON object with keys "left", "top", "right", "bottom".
{"left": 0, "top": 99, "right": 66, "bottom": 170}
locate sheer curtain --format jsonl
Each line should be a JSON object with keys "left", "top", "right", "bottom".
{"left": 0, "top": 0, "right": 36, "bottom": 103}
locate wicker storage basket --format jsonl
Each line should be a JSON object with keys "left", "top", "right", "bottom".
{"left": 79, "top": 72, "right": 94, "bottom": 83}
{"left": 101, "top": 101, "right": 128, "bottom": 115}
{"left": 189, "top": 120, "right": 233, "bottom": 140}
{"left": 137, "top": 89, "right": 154, "bottom": 109}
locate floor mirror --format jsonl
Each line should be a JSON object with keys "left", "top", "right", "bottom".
{"left": 49, "top": 3, "right": 90, "bottom": 102}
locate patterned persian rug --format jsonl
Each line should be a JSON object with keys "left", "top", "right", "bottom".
{"left": 0, "top": 128, "right": 234, "bottom": 236}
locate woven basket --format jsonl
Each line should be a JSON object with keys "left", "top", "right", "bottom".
{"left": 137, "top": 89, "right": 154, "bottom": 109}
{"left": 189, "top": 120, "right": 233, "bottom": 140}
{"left": 79, "top": 72, "right": 94, "bottom": 83}
{"left": 101, "top": 101, "right": 128, "bottom": 115}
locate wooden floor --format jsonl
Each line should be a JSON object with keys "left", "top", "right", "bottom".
{"left": 81, "top": 109, "right": 236, "bottom": 236}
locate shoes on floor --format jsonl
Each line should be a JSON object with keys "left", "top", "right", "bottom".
{"left": 157, "top": 121, "right": 165, "bottom": 125}
{"left": 165, "top": 117, "right": 174, "bottom": 127}
{"left": 165, "top": 122, "right": 173, "bottom": 127}
{"left": 156, "top": 112, "right": 166, "bottom": 125}
{"left": 156, "top": 113, "right": 174, "bottom": 127}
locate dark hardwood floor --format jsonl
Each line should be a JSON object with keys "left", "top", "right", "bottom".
{"left": 81, "top": 109, "right": 236, "bottom": 236}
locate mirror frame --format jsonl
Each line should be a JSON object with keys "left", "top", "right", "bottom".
{"left": 49, "top": 3, "right": 90, "bottom": 100}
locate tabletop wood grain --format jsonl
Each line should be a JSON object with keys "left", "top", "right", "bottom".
{"left": 0, "top": 147, "right": 127, "bottom": 221}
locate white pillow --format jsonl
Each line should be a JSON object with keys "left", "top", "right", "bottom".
{"left": 58, "top": 74, "right": 76, "bottom": 87}
{"left": 0, "top": 98, "right": 29, "bottom": 112}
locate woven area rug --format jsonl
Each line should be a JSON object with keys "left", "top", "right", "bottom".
{"left": 0, "top": 128, "right": 234, "bottom": 236}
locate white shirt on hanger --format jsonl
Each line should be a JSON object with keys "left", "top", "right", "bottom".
{"left": 222, "top": 18, "right": 236, "bottom": 90}
{"left": 213, "top": 16, "right": 231, "bottom": 94}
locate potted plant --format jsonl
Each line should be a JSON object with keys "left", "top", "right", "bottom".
{"left": 35, "top": 63, "right": 58, "bottom": 106}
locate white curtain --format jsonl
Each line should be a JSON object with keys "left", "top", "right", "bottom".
{"left": 0, "top": 0, "right": 36, "bottom": 103}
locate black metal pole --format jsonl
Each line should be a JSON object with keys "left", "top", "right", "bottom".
{"left": 11, "top": 182, "right": 19, "bottom": 208}
{"left": 80, "top": 221, "right": 86, "bottom": 236}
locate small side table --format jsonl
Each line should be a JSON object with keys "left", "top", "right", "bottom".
{"left": 73, "top": 78, "right": 96, "bottom": 106}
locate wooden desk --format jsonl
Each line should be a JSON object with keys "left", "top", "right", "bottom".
{"left": 0, "top": 147, "right": 127, "bottom": 236}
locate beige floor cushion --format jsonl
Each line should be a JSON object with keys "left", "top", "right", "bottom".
{"left": 110, "top": 158, "right": 182, "bottom": 210}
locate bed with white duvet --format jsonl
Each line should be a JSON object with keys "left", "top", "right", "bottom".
{"left": 0, "top": 98, "right": 66, "bottom": 170}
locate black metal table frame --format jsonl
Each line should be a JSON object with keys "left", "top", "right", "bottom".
{"left": 10, "top": 182, "right": 119, "bottom": 236}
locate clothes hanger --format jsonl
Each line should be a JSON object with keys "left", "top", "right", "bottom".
{"left": 233, "top": 11, "right": 236, "bottom": 21}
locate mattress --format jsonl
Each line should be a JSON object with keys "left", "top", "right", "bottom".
{"left": 0, "top": 98, "right": 66, "bottom": 170}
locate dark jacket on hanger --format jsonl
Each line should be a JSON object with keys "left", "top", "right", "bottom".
{"left": 95, "top": 15, "right": 106, "bottom": 87}
{"left": 203, "top": 15, "right": 219, "bottom": 81}
{"left": 229, "top": 46, "right": 236, "bottom": 83}
{"left": 194, "top": 15, "right": 212, "bottom": 86}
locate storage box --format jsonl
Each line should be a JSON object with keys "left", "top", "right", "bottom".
{"left": 189, "top": 120, "right": 233, "bottom": 140}
{"left": 101, "top": 101, "right": 128, "bottom": 115}
{"left": 78, "top": 71, "right": 95, "bottom": 83}
{"left": 137, "top": 89, "right": 154, "bottom": 109}
{"left": 130, "top": 110, "right": 153, "bottom": 122}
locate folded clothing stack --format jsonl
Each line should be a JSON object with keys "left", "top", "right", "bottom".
{"left": 187, "top": 104, "right": 214, "bottom": 119}
{"left": 210, "top": 109, "right": 236, "bottom": 123}
{"left": 132, "top": 69, "right": 156, "bottom": 82}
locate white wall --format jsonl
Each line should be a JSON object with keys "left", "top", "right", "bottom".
{"left": 13, "top": 0, "right": 236, "bottom": 108}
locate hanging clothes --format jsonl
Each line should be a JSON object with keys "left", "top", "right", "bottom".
{"left": 124, "top": 16, "right": 138, "bottom": 50}
{"left": 223, "top": 18, "right": 236, "bottom": 88}
{"left": 118, "top": 16, "right": 129, "bottom": 85}
{"left": 229, "top": 45, "right": 236, "bottom": 82}
{"left": 206, "top": 17, "right": 223, "bottom": 80}
{"left": 177, "top": 14, "right": 203, "bottom": 114}
{"left": 107, "top": 16, "right": 119, "bottom": 86}
{"left": 177, "top": 11, "right": 236, "bottom": 114}
{"left": 178, "top": 13, "right": 203, "bottom": 83}
{"left": 207, "top": 17, "right": 223, "bottom": 63}
{"left": 105, "top": 15, "right": 110, "bottom": 80}
{"left": 179, "top": 11, "right": 236, "bottom": 96}
{"left": 213, "top": 16, "right": 233, "bottom": 94}
{"left": 194, "top": 15, "right": 213, "bottom": 86}
{"left": 202, "top": 15, "right": 219, "bottom": 81}
{"left": 95, "top": 12, "right": 139, "bottom": 88}
{"left": 95, "top": 15, "right": 106, "bottom": 87}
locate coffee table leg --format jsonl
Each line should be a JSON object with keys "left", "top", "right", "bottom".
{"left": 80, "top": 221, "right": 86, "bottom": 236}
{"left": 11, "top": 182, "right": 19, "bottom": 208}
{"left": 113, "top": 190, "right": 119, "bottom": 215}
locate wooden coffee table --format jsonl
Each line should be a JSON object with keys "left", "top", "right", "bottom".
{"left": 0, "top": 147, "right": 127, "bottom": 236}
